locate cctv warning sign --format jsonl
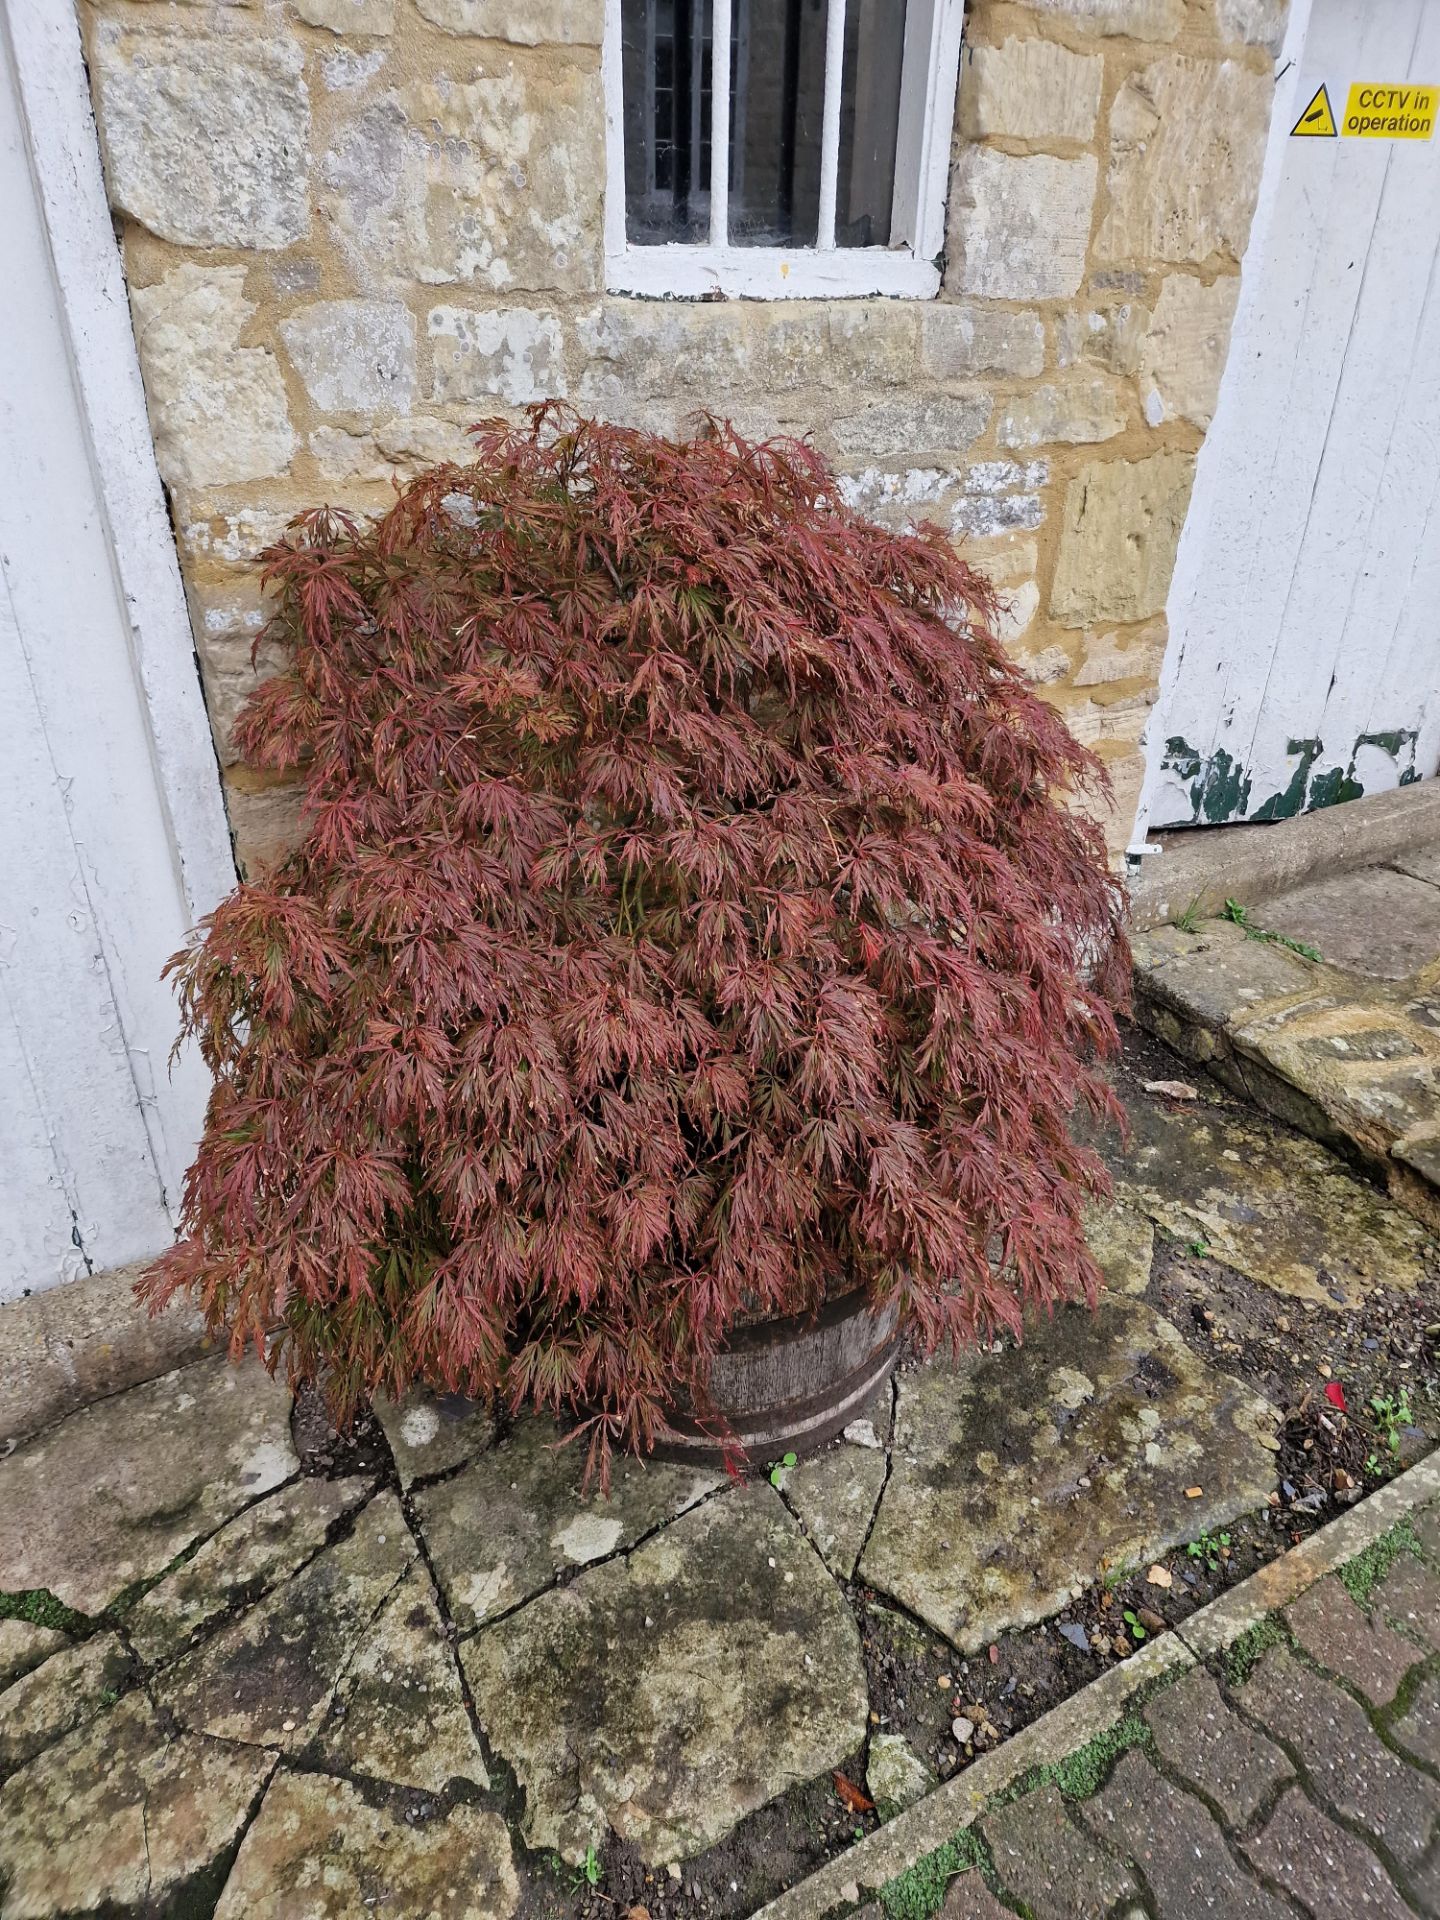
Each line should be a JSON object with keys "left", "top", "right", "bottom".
{"left": 1292, "top": 85, "right": 1337, "bottom": 137}
{"left": 1342, "top": 82, "right": 1436, "bottom": 139}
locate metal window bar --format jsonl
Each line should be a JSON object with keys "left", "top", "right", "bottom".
{"left": 710, "top": 0, "right": 731, "bottom": 243}
{"left": 815, "top": 0, "right": 847, "bottom": 251}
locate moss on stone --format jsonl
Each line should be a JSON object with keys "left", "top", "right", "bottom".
{"left": 1339, "top": 1517, "right": 1424, "bottom": 1609}
{"left": 0, "top": 1588, "right": 90, "bottom": 1637}
{"left": 1223, "top": 1615, "right": 1288, "bottom": 1687}
{"left": 878, "top": 1826, "right": 987, "bottom": 1920}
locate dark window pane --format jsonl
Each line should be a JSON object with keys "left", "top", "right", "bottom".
{"left": 621, "top": 0, "right": 909, "bottom": 251}
{"left": 622, "top": 0, "right": 713, "bottom": 243}
{"left": 836, "top": 0, "right": 907, "bottom": 247}
{"left": 730, "top": 0, "right": 822, "bottom": 247}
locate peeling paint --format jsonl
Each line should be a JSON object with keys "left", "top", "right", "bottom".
{"left": 1158, "top": 730, "right": 1420, "bottom": 827}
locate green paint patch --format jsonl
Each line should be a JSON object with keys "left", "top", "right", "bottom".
{"left": 1223, "top": 1615, "right": 1288, "bottom": 1687}
{"left": 878, "top": 1827, "right": 988, "bottom": 1920}
{"left": 0, "top": 1588, "right": 90, "bottom": 1637}
{"left": 1339, "top": 1517, "right": 1424, "bottom": 1609}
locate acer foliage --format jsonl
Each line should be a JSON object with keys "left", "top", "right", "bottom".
{"left": 143, "top": 408, "right": 1128, "bottom": 1479}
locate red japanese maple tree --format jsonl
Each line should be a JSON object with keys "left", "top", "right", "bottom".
{"left": 142, "top": 408, "right": 1128, "bottom": 1476}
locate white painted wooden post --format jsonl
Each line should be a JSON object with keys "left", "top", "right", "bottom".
{"left": 1135, "top": 0, "right": 1440, "bottom": 844}
{"left": 1, "top": 0, "right": 235, "bottom": 1298}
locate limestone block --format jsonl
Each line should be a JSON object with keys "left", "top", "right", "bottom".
{"left": 948, "top": 150, "right": 1097, "bottom": 302}
{"left": 997, "top": 377, "right": 1128, "bottom": 449}
{"left": 322, "top": 63, "right": 604, "bottom": 293}
{"left": 1096, "top": 57, "right": 1273, "bottom": 267}
{"left": 1139, "top": 274, "right": 1241, "bottom": 427}
{"left": 1056, "top": 302, "right": 1151, "bottom": 376}
{"left": 947, "top": 459, "right": 1048, "bottom": 539}
{"left": 1009, "top": 0, "right": 1185, "bottom": 35}
{"left": 1064, "top": 684, "right": 1157, "bottom": 753}
{"left": 416, "top": 0, "right": 604, "bottom": 42}
{"left": 837, "top": 467, "right": 962, "bottom": 525}
{"left": 323, "top": 47, "right": 389, "bottom": 90}
{"left": 1050, "top": 452, "right": 1196, "bottom": 627}
{"left": 832, "top": 395, "right": 992, "bottom": 460}
{"left": 280, "top": 299, "right": 417, "bottom": 416}
{"left": 1073, "top": 619, "right": 1169, "bottom": 687}
{"left": 959, "top": 37, "right": 1103, "bottom": 143}
{"left": 970, "top": 537, "right": 1041, "bottom": 639}
{"left": 1216, "top": 0, "right": 1289, "bottom": 51}
{"left": 1019, "top": 635, "right": 1073, "bottom": 687}
{"left": 429, "top": 306, "right": 566, "bottom": 404}
{"left": 994, "top": 578, "right": 1041, "bottom": 645}
{"left": 196, "top": 627, "right": 289, "bottom": 766}
{"left": 90, "top": 25, "right": 308, "bottom": 250}
{"left": 575, "top": 301, "right": 831, "bottom": 405}
{"left": 294, "top": 0, "right": 394, "bottom": 30}
{"left": 180, "top": 502, "right": 309, "bottom": 575}
{"left": 920, "top": 302, "right": 1045, "bottom": 381}
{"left": 826, "top": 303, "right": 923, "bottom": 389}
{"left": 310, "top": 415, "right": 474, "bottom": 481}
{"left": 228, "top": 781, "right": 306, "bottom": 877}
{"left": 132, "top": 267, "right": 296, "bottom": 491}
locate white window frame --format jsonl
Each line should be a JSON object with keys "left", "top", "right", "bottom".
{"left": 602, "top": 0, "right": 965, "bottom": 300}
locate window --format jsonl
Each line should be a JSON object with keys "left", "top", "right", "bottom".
{"left": 603, "top": 0, "right": 963, "bottom": 299}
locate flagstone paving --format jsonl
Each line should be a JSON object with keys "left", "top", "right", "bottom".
{"left": 859, "top": 1297, "right": 1279, "bottom": 1653}
{"left": 1, "top": 1053, "right": 1438, "bottom": 1916}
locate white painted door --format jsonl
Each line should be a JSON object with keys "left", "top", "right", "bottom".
{"left": 0, "top": 4, "right": 234, "bottom": 1300}
{"left": 1137, "top": 0, "right": 1440, "bottom": 834}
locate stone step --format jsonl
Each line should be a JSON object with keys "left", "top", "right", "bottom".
{"left": 1130, "top": 890, "right": 1440, "bottom": 1229}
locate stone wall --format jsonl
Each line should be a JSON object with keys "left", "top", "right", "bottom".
{"left": 78, "top": 0, "right": 1285, "bottom": 868}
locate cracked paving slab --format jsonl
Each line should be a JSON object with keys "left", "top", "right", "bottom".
{"left": 461, "top": 1483, "right": 869, "bottom": 1865}
{"left": 0, "top": 1631, "right": 132, "bottom": 1776}
{"left": 0, "top": 1354, "right": 297, "bottom": 1614}
{"left": 312, "top": 1558, "right": 489, "bottom": 1792}
{"left": 0, "top": 1619, "right": 67, "bottom": 1690}
{"left": 371, "top": 1386, "right": 498, "bottom": 1488}
{"left": 155, "top": 1491, "right": 414, "bottom": 1750}
{"left": 213, "top": 1770, "right": 518, "bottom": 1919}
{"left": 127, "top": 1474, "right": 372, "bottom": 1667}
{"left": 777, "top": 1432, "right": 888, "bottom": 1580}
{"left": 415, "top": 1414, "right": 719, "bottom": 1630}
{"left": 1096, "top": 1088, "right": 1436, "bottom": 1308}
{"left": 0, "top": 1690, "right": 274, "bottom": 1918}
{"left": 859, "top": 1299, "right": 1279, "bottom": 1653}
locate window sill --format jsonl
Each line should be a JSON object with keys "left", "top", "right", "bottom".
{"left": 604, "top": 244, "right": 942, "bottom": 301}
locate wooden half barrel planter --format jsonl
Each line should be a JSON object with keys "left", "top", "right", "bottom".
{"left": 659, "top": 1287, "right": 901, "bottom": 1467}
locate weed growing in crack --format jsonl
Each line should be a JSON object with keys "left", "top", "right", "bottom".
{"left": 768, "top": 1451, "right": 798, "bottom": 1489}
{"left": 1185, "top": 1530, "right": 1232, "bottom": 1575}
{"left": 1220, "top": 898, "right": 1323, "bottom": 963}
